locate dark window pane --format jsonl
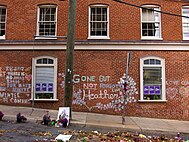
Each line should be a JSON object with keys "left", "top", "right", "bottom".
{"left": 156, "top": 59, "right": 161, "bottom": 64}
{"left": 143, "top": 94, "right": 161, "bottom": 100}
{"left": 91, "top": 31, "right": 95, "bottom": 35}
{"left": 144, "top": 59, "right": 149, "bottom": 64}
{"left": 148, "top": 23, "right": 155, "bottom": 29}
{"left": 142, "top": 23, "right": 156, "bottom": 36}
{"left": 148, "top": 30, "right": 154, "bottom": 36}
{"left": 35, "top": 93, "right": 53, "bottom": 99}
{"left": 40, "top": 8, "right": 45, "bottom": 21}
{"left": 45, "top": 14, "right": 50, "bottom": 21}
{"left": 143, "top": 68, "right": 162, "bottom": 84}
{"left": 1, "top": 8, "right": 6, "bottom": 15}
{"left": 37, "top": 59, "right": 42, "bottom": 64}
{"left": 0, "top": 30, "right": 5, "bottom": 36}
{"left": 91, "top": 8, "right": 95, "bottom": 15}
{"left": 48, "top": 59, "right": 54, "bottom": 64}
{"left": 142, "top": 23, "right": 147, "bottom": 29}
{"left": 102, "top": 8, "right": 107, "bottom": 15}
{"left": 97, "top": 8, "right": 101, "bottom": 14}
{"left": 0, "top": 8, "right": 6, "bottom": 37}
{"left": 43, "top": 58, "right": 48, "bottom": 64}
{"left": 97, "top": 14, "right": 101, "bottom": 21}
{"left": 150, "top": 59, "right": 155, "bottom": 64}
{"left": 39, "top": 22, "right": 55, "bottom": 36}
{"left": 1, "top": 23, "right": 5, "bottom": 29}
{"left": 102, "top": 31, "right": 107, "bottom": 36}
{"left": 0, "top": 15, "right": 5, "bottom": 22}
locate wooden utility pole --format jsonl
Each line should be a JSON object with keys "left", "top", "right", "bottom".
{"left": 64, "top": 0, "right": 77, "bottom": 113}
{"left": 122, "top": 51, "right": 131, "bottom": 125}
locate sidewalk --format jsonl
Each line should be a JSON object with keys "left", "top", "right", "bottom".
{"left": 0, "top": 105, "right": 189, "bottom": 136}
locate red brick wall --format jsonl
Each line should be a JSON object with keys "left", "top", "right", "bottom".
{"left": 0, "top": 0, "right": 188, "bottom": 120}
{"left": 0, "top": 0, "right": 186, "bottom": 41}
{"left": 0, "top": 50, "right": 188, "bottom": 120}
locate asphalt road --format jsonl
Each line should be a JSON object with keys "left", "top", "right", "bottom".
{"left": 0, "top": 119, "right": 189, "bottom": 142}
{"left": 0, "top": 119, "right": 112, "bottom": 142}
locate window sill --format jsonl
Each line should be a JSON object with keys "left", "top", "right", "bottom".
{"left": 138, "top": 100, "right": 167, "bottom": 103}
{"left": 141, "top": 37, "right": 163, "bottom": 40}
{"left": 88, "top": 36, "right": 110, "bottom": 40}
{"left": 0, "top": 35, "right": 5, "bottom": 40}
{"left": 35, "top": 36, "right": 57, "bottom": 40}
{"left": 30, "top": 99, "right": 58, "bottom": 101}
{"left": 183, "top": 38, "right": 189, "bottom": 40}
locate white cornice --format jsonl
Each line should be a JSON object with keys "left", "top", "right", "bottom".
{"left": 0, "top": 41, "right": 189, "bottom": 50}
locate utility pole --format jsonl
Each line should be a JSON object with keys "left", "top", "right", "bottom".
{"left": 122, "top": 51, "right": 131, "bottom": 125}
{"left": 64, "top": 0, "right": 77, "bottom": 116}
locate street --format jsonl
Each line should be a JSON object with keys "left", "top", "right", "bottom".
{"left": 0, "top": 118, "right": 189, "bottom": 142}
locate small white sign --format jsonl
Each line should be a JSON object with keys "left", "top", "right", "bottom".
{"left": 57, "top": 107, "right": 70, "bottom": 126}
{"left": 55, "top": 134, "right": 72, "bottom": 141}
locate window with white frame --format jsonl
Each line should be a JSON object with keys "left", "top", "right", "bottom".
{"left": 32, "top": 57, "right": 57, "bottom": 100}
{"left": 88, "top": 5, "right": 109, "bottom": 39}
{"left": 182, "top": 6, "right": 189, "bottom": 40}
{"left": 36, "top": 5, "right": 57, "bottom": 37}
{"left": 140, "top": 57, "right": 166, "bottom": 101}
{"left": 0, "top": 6, "right": 6, "bottom": 39}
{"left": 141, "top": 6, "right": 161, "bottom": 39}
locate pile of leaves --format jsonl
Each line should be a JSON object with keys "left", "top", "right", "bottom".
{"left": 59, "top": 130, "right": 187, "bottom": 142}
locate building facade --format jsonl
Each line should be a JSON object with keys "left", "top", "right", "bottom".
{"left": 0, "top": 0, "right": 189, "bottom": 120}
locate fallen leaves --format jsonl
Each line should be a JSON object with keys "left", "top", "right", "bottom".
{"left": 57, "top": 130, "right": 187, "bottom": 142}
{"left": 33, "top": 131, "right": 52, "bottom": 137}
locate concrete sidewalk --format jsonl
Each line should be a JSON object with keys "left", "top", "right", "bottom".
{"left": 0, "top": 105, "right": 189, "bottom": 136}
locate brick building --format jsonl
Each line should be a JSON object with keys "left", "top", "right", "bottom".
{"left": 0, "top": 0, "right": 189, "bottom": 120}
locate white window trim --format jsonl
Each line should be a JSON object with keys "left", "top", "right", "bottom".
{"left": 139, "top": 56, "right": 166, "bottom": 102}
{"left": 0, "top": 34, "right": 5, "bottom": 40}
{"left": 35, "top": 5, "right": 58, "bottom": 40}
{"left": 182, "top": 6, "right": 189, "bottom": 40}
{"left": 140, "top": 5, "right": 162, "bottom": 40}
{"left": 31, "top": 56, "right": 58, "bottom": 101}
{"left": 88, "top": 4, "right": 110, "bottom": 39}
{"left": 0, "top": 6, "right": 6, "bottom": 40}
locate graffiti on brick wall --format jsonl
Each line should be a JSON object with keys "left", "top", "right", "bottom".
{"left": 166, "top": 80, "right": 189, "bottom": 100}
{"left": 0, "top": 66, "right": 32, "bottom": 104}
{"left": 58, "top": 73, "right": 138, "bottom": 111}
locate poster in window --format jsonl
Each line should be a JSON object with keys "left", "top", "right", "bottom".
{"left": 36, "top": 83, "right": 40, "bottom": 91}
{"left": 149, "top": 86, "right": 155, "bottom": 94}
{"left": 155, "top": 85, "right": 161, "bottom": 94}
{"left": 48, "top": 83, "right": 53, "bottom": 92}
{"left": 42, "top": 83, "right": 47, "bottom": 91}
{"left": 144, "top": 86, "right": 149, "bottom": 94}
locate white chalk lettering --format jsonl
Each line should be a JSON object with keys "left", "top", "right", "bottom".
{"left": 82, "top": 90, "right": 118, "bottom": 100}
{"left": 73, "top": 74, "right": 96, "bottom": 83}
{"left": 83, "top": 83, "right": 97, "bottom": 90}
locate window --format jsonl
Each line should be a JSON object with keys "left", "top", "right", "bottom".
{"left": 0, "top": 6, "right": 6, "bottom": 39}
{"left": 88, "top": 5, "right": 109, "bottom": 39}
{"left": 36, "top": 5, "right": 57, "bottom": 38}
{"left": 32, "top": 57, "right": 57, "bottom": 100}
{"left": 140, "top": 57, "right": 166, "bottom": 101}
{"left": 141, "top": 6, "right": 162, "bottom": 39}
{"left": 182, "top": 6, "right": 189, "bottom": 40}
